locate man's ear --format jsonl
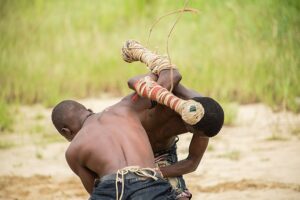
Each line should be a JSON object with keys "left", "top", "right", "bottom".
{"left": 61, "top": 128, "right": 73, "bottom": 141}
{"left": 61, "top": 128, "right": 72, "bottom": 137}
{"left": 61, "top": 127, "right": 70, "bottom": 134}
{"left": 87, "top": 108, "right": 93, "bottom": 113}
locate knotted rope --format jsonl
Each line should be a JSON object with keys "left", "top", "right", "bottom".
{"left": 134, "top": 76, "right": 204, "bottom": 125}
{"left": 115, "top": 166, "right": 159, "bottom": 200}
{"left": 122, "top": 40, "right": 176, "bottom": 75}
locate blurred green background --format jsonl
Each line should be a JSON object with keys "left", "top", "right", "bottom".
{"left": 1, "top": 0, "right": 299, "bottom": 131}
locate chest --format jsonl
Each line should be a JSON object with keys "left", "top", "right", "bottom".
{"left": 140, "top": 105, "right": 186, "bottom": 142}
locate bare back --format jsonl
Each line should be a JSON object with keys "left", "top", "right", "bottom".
{"left": 67, "top": 97, "right": 155, "bottom": 179}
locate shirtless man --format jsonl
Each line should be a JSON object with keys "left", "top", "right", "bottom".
{"left": 51, "top": 95, "right": 176, "bottom": 199}
{"left": 122, "top": 40, "right": 224, "bottom": 199}
{"left": 51, "top": 40, "right": 223, "bottom": 200}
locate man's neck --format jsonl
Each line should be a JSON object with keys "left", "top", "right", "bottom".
{"left": 81, "top": 111, "right": 94, "bottom": 127}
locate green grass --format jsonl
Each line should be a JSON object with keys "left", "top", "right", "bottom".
{"left": 207, "top": 143, "right": 215, "bottom": 152}
{"left": 0, "top": 0, "right": 299, "bottom": 114}
{"left": 0, "top": 140, "right": 16, "bottom": 149}
{"left": 40, "top": 132, "right": 64, "bottom": 144}
{"left": 30, "top": 124, "right": 64, "bottom": 144}
{"left": 266, "top": 133, "right": 288, "bottom": 141}
{"left": 35, "top": 150, "right": 43, "bottom": 160}
{"left": 218, "top": 150, "right": 241, "bottom": 161}
{"left": 291, "top": 127, "right": 300, "bottom": 138}
{"left": 222, "top": 102, "right": 238, "bottom": 126}
{"left": 0, "top": 100, "right": 13, "bottom": 131}
{"left": 34, "top": 112, "right": 45, "bottom": 120}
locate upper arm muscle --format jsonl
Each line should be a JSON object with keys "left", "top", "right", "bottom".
{"left": 65, "top": 147, "right": 96, "bottom": 194}
{"left": 187, "top": 134, "right": 209, "bottom": 166}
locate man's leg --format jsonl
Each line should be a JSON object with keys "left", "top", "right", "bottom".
{"left": 90, "top": 180, "right": 116, "bottom": 200}
{"left": 128, "top": 178, "right": 176, "bottom": 200}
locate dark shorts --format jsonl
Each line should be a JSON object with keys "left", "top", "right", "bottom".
{"left": 90, "top": 171, "right": 175, "bottom": 200}
{"left": 155, "top": 138, "right": 192, "bottom": 199}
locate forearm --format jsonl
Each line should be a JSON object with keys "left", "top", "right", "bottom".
{"left": 160, "top": 135, "right": 209, "bottom": 178}
{"left": 159, "top": 158, "right": 199, "bottom": 178}
{"left": 133, "top": 76, "right": 204, "bottom": 125}
{"left": 173, "top": 83, "right": 203, "bottom": 100}
{"left": 128, "top": 73, "right": 158, "bottom": 90}
{"left": 156, "top": 69, "right": 182, "bottom": 91}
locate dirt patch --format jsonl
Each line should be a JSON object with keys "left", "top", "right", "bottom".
{"left": 0, "top": 99, "right": 300, "bottom": 200}
{"left": 186, "top": 178, "right": 300, "bottom": 193}
{"left": 1, "top": 175, "right": 299, "bottom": 200}
{"left": 0, "top": 175, "right": 87, "bottom": 200}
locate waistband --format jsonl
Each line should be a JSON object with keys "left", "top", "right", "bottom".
{"left": 99, "top": 171, "right": 159, "bottom": 182}
{"left": 96, "top": 166, "right": 163, "bottom": 200}
{"left": 99, "top": 167, "right": 163, "bottom": 182}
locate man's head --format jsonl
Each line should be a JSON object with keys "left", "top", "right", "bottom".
{"left": 187, "top": 97, "right": 224, "bottom": 137}
{"left": 51, "top": 100, "right": 91, "bottom": 141}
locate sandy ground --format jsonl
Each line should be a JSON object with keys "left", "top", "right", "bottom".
{"left": 0, "top": 98, "right": 300, "bottom": 200}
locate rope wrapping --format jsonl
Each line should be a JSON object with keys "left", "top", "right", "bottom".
{"left": 122, "top": 40, "right": 176, "bottom": 75}
{"left": 134, "top": 76, "right": 204, "bottom": 125}
{"left": 115, "top": 166, "right": 159, "bottom": 200}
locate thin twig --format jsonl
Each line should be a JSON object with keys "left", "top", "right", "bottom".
{"left": 147, "top": 7, "right": 199, "bottom": 47}
{"left": 167, "top": 0, "right": 191, "bottom": 92}
{"left": 146, "top": 0, "right": 199, "bottom": 92}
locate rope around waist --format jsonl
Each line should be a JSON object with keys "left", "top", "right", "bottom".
{"left": 96, "top": 166, "right": 163, "bottom": 200}
{"left": 100, "top": 171, "right": 162, "bottom": 182}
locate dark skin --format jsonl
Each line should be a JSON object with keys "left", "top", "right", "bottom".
{"left": 128, "top": 69, "right": 209, "bottom": 179}
{"left": 55, "top": 69, "right": 208, "bottom": 198}
{"left": 55, "top": 96, "right": 156, "bottom": 194}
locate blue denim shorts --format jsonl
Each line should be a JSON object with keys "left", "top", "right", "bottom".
{"left": 90, "top": 171, "right": 176, "bottom": 200}
{"left": 154, "top": 138, "right": 192, "bottom": 199}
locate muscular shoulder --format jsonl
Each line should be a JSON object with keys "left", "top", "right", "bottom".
{"left": 65, "top": 141, "right": 80, "bottom": 161}
{"left": 65, "top": 144, "right": 78, "bottom": 172}
{"left": 65, "top": 136, "right": 88, "bottom": 164}
{"left": 66, "top": 139, "right": 92, "bottom": 171}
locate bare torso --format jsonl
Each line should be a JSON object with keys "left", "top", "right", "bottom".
{"left": 138, "top": 82, "right": 207, "bottom": 153}
{"left": 135, "top": 86, "right": 209, "bottom": 178}
{"left": 67, "top": 96, "right": 155, "bottom": 178}
{"left": 139, "top": 104, "right": 188, "bottom": 153}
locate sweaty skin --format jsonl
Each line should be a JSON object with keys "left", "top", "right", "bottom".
{"left": 129, "top": 69, "right": 209, "bottom": 178}
{"left": 65, "top": 95, "right": 155, "bottom": 194}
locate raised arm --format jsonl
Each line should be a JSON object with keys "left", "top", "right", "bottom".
{"left": 127, "top": 73, "right": 157, "bottom": 90}
{"left": 122, "top": 40, "right": 182, "bottom": 91}
{"left": 160, "top": 134, "right": 209, "bottom": 177}
{"left": 173, "top": 83, "right": 203, "bottom": 99}
{"left": 123, "top": 40, "right": 204, "bottom": 116}
{"left": 126, "top": 73, "right": 158, "bottom": 111}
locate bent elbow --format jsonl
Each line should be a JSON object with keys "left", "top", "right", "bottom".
{"left": 173, "top": 71, "right": 182, "bottom": 85}
{"left": 190, "top": 164, "right": 198, "bottom": 172}
{"left": 186, "top": 158, "right": 200, "bottom": 173}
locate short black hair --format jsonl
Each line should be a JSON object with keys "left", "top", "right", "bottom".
{"left": 51, "top": 100, "right": 86, "bottom": 132}
{"left": 192, "top": 97, "right": 224, "bottom": 137}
